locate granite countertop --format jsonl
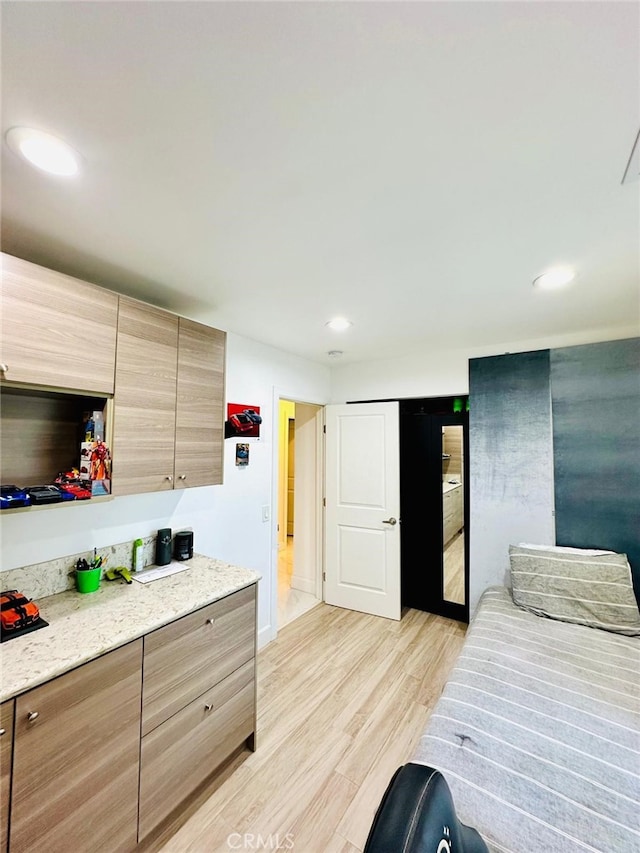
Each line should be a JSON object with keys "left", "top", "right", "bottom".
{"left": 0, "top": 554, "right": 261, "bottom": 702}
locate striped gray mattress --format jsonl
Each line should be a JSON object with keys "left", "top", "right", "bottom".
{"left": 411, "top": 586, "right": 640, "bottom": 853}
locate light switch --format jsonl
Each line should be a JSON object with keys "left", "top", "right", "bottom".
{"left": 261, "top": 505, "right": 270, "bottom": 522}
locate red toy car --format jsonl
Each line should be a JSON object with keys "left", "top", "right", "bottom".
{"left": 54, "top": 470, "right": 92, "bottom": 500}
{"left": 57, "top": 482, "right": 92, "bottom": 500}
{"left": 229, "top": 412, "right": 254, "bottom": 433}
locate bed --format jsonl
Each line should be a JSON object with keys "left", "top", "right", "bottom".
{"left": 410, "top": 583, "right": 640, "bottom": 852}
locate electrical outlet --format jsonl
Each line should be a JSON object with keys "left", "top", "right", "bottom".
{"left": 261, "top": 505, "right": 270, "bottom": 522}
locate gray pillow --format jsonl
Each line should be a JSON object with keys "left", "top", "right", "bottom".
{"left": 509, "top": 543, "right": 640, "bottom": 636}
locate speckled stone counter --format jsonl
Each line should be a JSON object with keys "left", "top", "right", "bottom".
{"left": 0, "top": 554, "right": 260, "bottom": 702}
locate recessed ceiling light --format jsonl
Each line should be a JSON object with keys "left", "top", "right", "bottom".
{"left": 326, "top": 317, "right": 352, "bottom": 331}
{"left": 6, "top": 127, "right": 81, "bottom": 176}
{"left": 532, "top": 267, "right": 575, "bottom": 291}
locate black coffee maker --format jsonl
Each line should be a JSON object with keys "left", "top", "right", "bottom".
{"left": 174, "top": 530, "right": 194, "bottom": 561}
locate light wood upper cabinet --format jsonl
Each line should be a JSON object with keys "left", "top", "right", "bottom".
{"left": 174, "top": 318, "right": 226, "bottom": 488}
{"left": 10, "top": 641, "right": 142, "bottom": 853}
{"left": 0, "top": 700, "right": 14, "bottom": 853}
{"left": 112, "top": 302, "right": 225, "bottom": 496}
{"left": 0, "top": 254, "right": 226, "bottom": 498}
{"left": 111, "top": 297, "right": 179, "bottom": 496}
{"left": 0, "top": 253, "right": 118, "bottom": 394}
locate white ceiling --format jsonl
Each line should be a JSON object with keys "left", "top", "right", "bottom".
{"left": 2, "top": 1, "right": 639, "bottom": 366}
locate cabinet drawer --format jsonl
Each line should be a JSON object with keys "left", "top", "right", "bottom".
{"left": 142, "top": 584, "right": 256, "bottom": 735}
{"left": 0, "top": 700, "right": 14, "bottom": 853}
{"left": 443, "top": 488, "right": 463, "bottom": 545}
{"left": 139, "top": 659, "right": 255, "bottom": 840}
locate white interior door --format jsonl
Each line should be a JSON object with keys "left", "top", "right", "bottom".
{"left": 324, "top": 402, "right": 401, "bottom": 620}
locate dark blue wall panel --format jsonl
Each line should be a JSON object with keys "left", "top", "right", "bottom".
{"left": 469, "top": 350, "right": 555, "bottom": 612}
{"left": 551, "top": 338, "right": 640, "bottom": 595}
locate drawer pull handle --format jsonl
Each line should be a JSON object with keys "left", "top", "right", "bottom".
{"left": 0, "top": 363, "right": 7, "bottom": 373}
{"left": 206, "top": 618, "right": 215, "bottom": 625}
{"left": 27, "top": 711, "right": 39, "bottom": 723}
{"left": 179, "top": 474, "right": 187, "bottom": 480}
{"left": 165, "top": 475, "right": 173, "bottom": 482}
{"left": 0, "top": 728, "right": 5, "bottom": 737}
{"left": 204, "top": 703, "right": 213, "bottom": 712}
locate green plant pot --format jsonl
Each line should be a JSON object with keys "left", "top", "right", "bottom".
{"left": 76, "top": 567, "right": 101, "bottom": 594}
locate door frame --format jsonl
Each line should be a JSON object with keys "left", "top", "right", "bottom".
{"left": 270, "top": 388, "right": 325, "bottom": 640}
{"left": 399, "top": 397, "right": 470, "bottom": 623}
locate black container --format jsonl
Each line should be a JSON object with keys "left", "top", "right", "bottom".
{"left": 155, "top": 528, "right": 172, "bottom": 566}
{"left": 174, "top": 530, "right": 194, "bottom": 561}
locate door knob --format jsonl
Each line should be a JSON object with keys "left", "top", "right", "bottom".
{"left": 382, "top": 517, "right": 397, "bottom": 526}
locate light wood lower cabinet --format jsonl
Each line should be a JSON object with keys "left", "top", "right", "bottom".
{"left": 3, "top": 585, "right": 256, "bottom": 851}
{"left": 139, "top": 659, "right": 255, "bottom": 840}
{"left": 139, "top": 585, "right": 257, "bottom": 841}
{"left": 142, "top": 584, "right": 256, "bottom": 735}
{"left": 9, "top": 641, "right": 142, "bottom": 853}
{"left": 0, "top": 701, "right": 14, "bottom": 853}
{"left": 443, "top": 486, "right": 463, "bottom": 545}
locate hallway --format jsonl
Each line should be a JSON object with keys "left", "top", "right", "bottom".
{"left": 277, "top": 537, "right": 319, "bottom": 629}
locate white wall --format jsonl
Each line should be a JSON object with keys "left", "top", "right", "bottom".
{"left": 330, "top": 325, "right": 637, "bottom": 403}
{"left": 0, "top": 332, "right": 330, "bottom": 648}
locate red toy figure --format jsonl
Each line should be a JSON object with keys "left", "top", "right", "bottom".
{"left": 90, "top": 439, "right": 111, "bottom": 480}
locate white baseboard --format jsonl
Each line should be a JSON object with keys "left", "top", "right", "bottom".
{"left": 257, "top": 622, "right": 275, "bottom": 649}
{"left": 291, "top": 574, "right": 316, "bottom": 595}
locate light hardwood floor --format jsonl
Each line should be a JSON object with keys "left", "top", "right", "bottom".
{"left": 443, "top": 530, "right": 465, "bottom": 605}
{"left": 155, "top": 603, "right": 467, "bottom": 853}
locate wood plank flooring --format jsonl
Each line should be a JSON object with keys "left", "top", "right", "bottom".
{"left": 443, "top": 530, "right": 465, "bottom": 605}
{"left": 155, "top": 603, "right": 467, "bottom": 853}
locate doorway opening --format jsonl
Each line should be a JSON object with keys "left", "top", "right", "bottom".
{"left": 277, "top": 399, "right": 323, "bottom": 629}
{"left": 399, "top": 396, "right": 470, "bottom": 622}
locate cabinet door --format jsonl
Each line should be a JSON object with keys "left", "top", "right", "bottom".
{"left": 0, "top": 700, "right": 13, "bottom": 853}
{"left": 174, "top": 318, "right": 226, "bottom": 488}
{"left": 112, "top": 297, "right": 178, "bottom": 496}
{"left": 10, "top": 640, "right": 142, "bottom": 853}
{"left": 0, "top": 253, "right": 118, "bottom": 394}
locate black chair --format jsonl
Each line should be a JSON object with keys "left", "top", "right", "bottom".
{"left": 364, "top": 764, "right": 489, "bottom": 853}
